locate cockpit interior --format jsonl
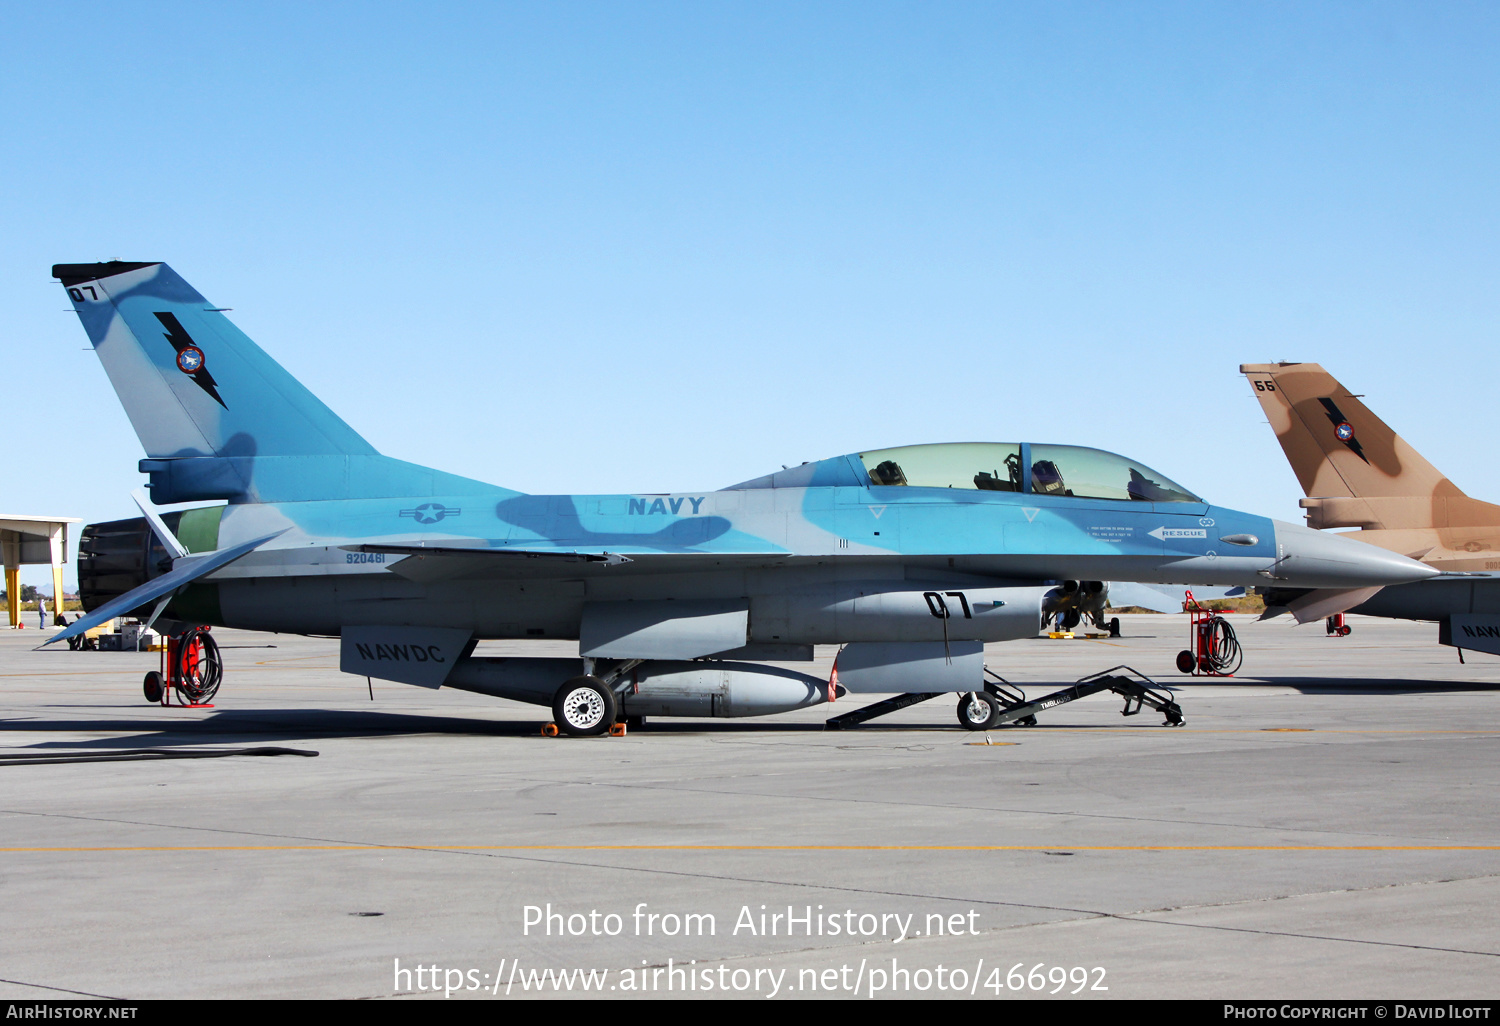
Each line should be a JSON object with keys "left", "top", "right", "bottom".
{"left": 856, "top": 443, "right": 1200, "bottom": 502}
{"left": 729, "top": 442, "right": 1201, "bottom": 502}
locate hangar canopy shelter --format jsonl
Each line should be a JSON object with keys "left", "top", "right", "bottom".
{"left": 0, "top": 516, "right": 82, "bottom": 628}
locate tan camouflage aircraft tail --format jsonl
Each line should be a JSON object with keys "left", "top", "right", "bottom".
{"left": 1242, "top": 362, "right": 1500, "bottom": 568}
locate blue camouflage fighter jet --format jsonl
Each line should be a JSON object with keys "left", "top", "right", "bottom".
{"left": 49, "top": 262, "right": 1437, "bottom": 734}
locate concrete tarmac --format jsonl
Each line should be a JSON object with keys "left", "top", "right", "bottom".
{"left": 1, "top": 614, "right": 1497, "bottom": 1000}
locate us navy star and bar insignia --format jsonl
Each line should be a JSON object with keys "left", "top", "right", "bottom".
{"left": 400, "top": 503, "right": 462, "bottom": 524}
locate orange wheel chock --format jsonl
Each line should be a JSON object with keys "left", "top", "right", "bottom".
{"left": 609, "top": 722, "right": 627, "bottom": 737}
{"left": 541, "top": 723, "right": 560, "bottom": 737}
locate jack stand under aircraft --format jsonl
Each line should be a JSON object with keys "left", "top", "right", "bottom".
{"left": 824, "top": 665, "right": 1184, "bottom": 730}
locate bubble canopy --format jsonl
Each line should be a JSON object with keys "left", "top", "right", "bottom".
{"left": 857, "top": 443, "right": 1202, "bottom": 502}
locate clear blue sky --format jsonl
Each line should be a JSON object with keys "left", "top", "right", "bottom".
{"left": 4, "top": 2, "right": 1497, "bottom": 592}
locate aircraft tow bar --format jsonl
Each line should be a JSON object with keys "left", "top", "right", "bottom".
{"left": 984, "top": 665, "right": 1184, "bottom": 728}
{"left": 825, "top": 664, "right": 1183, "bottom": 730}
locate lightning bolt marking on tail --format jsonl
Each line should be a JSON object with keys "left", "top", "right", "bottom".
{"left": 1316, "top": 397, "right": 1367, "bottom": 463}
{"left": 153, "top": 311, "right": 227, "bottom": 408}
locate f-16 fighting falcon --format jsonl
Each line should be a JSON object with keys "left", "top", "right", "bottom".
{"left": 1244, "top": 361, "right": 1500, "bottom": 658}
{"left": 45, "top": 262, "right": 1437, "bottom": 735}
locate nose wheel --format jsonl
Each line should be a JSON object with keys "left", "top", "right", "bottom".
{"left": 956, "top": 691, "right": 1001, "bottom": 730}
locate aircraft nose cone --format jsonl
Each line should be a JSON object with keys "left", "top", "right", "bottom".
{"left": 1269, "top": 520, "right": 1440, "bottom": 588}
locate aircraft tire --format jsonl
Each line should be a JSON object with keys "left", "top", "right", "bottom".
{"left": 956, "top": 691, "right": 1000, "bottom": 731}
{"left": 143, "top": 671, "right": 164, "bottom": 704}
{"left": 1109, "top": 616, "right": 1121, "bottom": 637}
{"left": 553, "top": 676, "right": 617, "bottom": 737}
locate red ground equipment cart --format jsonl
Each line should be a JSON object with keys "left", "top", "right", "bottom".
{"left": 1175, "top": 589, "right": 1243, "bottom": 676}
{"left": 142, "top": 626, "right": 224, "bottom": 707}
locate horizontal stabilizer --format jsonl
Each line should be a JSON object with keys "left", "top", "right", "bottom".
{"left": 44, "top": 530, "right": 287, "bottom": 646}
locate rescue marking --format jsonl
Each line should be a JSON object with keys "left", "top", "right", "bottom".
{"left": 1149, "top": 526, "right": 1208, "bottom": 540}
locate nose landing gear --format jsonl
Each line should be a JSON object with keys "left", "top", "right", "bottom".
{"left": 956, "top": 690, "right": 1001, "bottom": 729}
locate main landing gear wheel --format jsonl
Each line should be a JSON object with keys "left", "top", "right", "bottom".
{"left": 143, "top": 671, "right": 164, "bottom": 704}
{"left": 956, "top": 691, "right": 1001, "bottom": 730}
{"left": 552, "top": 676, "right": 618, "bottom": 737}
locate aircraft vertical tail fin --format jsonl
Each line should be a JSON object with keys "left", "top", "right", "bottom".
{"left": 56, "top": 262, "right": 502, "bottom": 504}
{"left": 56, "top": 262, "right": 377, "bottom": 461}
{"left": 1241, "top": 362, "right": 1467, "bottom": 530}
